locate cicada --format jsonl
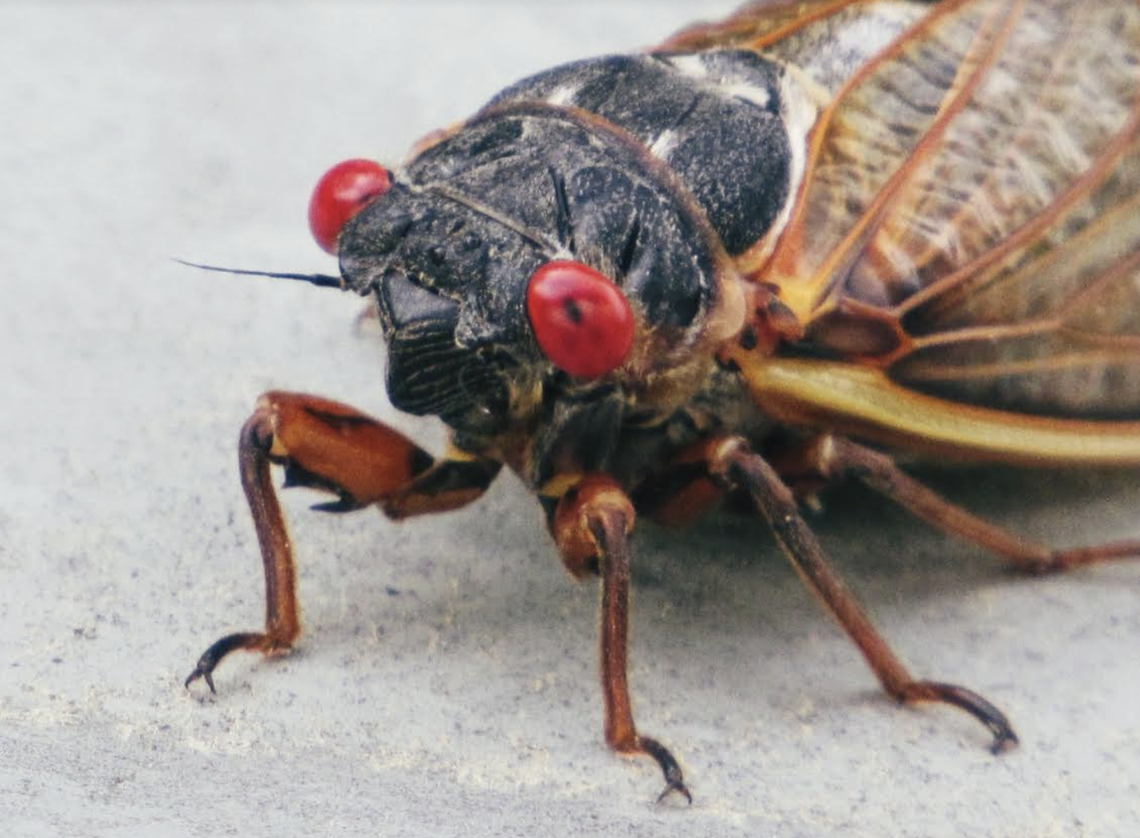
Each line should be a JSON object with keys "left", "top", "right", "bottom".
{"left": 185, "top": 0, "right": 1140, "bottom": 801}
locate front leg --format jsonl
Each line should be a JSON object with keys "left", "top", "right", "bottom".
{"left": 185, "top": 390, "right": 498, "bottom": 692}
{"left": 550, "top": 476, "right": 691, "bottom": 803}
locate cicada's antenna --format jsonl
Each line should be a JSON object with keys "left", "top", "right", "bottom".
{"left": 173, "top": 258, "right": 344, "bottom": 290}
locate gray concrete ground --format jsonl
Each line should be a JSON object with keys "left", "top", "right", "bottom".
{"left": 2, "top": 2, "right": 1139, "bottom": 836}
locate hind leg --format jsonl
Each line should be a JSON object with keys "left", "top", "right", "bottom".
{"left": 770, "top": 434, "right": 1140, "bottom": 574}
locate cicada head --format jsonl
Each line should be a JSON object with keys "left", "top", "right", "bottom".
{"left": 323, "top": 102, "right": 745, "bottom": 480}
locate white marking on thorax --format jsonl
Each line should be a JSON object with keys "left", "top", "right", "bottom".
{"left": 725, "top": 82, "right": 770, "bottom": 109}
{"left": 545, "top": 83, "right": 581, "bottom": 107}
{"left": 649, "top": 128, "right": 678, "bottom": 160}
{"left": 668, "top": 53, "right": 710, "bottom": 80}
{"left": 667, "top": 53, "right": 771, "bottom": 109}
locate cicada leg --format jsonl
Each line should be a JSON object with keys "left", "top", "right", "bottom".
{"left": 550, "top": 476, "right": 691, "bottom": 804}
{"left": 185, "top": 390, "right": 499, "bottom": 692}
{"left": 693, "top": 437, "right": 1019, "bottom": 753}
{"left": 774, "top": 434, "right": 1140, "bottom": 574}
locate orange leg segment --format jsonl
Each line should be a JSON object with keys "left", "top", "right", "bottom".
{"left": 185, "top": 391, "right": 496, "bottom": 692}
{"left": 551, "top": 476, "right": 691, "bottom": 803}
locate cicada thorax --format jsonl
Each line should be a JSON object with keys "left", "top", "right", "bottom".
{"left": 487, "top": 52, "right": 796, "bottom": 259}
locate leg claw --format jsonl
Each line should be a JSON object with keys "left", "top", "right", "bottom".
{"left": 184, "top": 663, "right": 216, "bottom": 693}
{"left": 638, "top": 735, "right": 691, "bottom": 805}
{"left": 656, "top": 778, "right": 692, "bottom": 805}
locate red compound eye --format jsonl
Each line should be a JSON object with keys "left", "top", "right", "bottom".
{"left": 526, "top": 260, "right": 634, "bottom": 378}
{"left": 308, "top": 159, "right": 392, "bottom": 254}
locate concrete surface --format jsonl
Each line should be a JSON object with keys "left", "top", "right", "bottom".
{"left": 2, "top": 2, "right": 1139, "bottom": 837}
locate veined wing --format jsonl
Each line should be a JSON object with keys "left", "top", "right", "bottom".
{"left": 672, "top": 0, "right": 1140, "bottom": 418}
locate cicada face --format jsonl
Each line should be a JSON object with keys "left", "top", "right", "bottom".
{"left": 337, "top": 133, "right": 739, "bottom": 471}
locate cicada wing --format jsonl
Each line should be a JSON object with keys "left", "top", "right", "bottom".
{"left": 888, "top": 130, "right": 1140, "bottom": 418}
{"left": 715, "top": 0, "right": 1140, "bottom": 419}
{"left": 660, "top": 0, "right": 881, "bottom": 53}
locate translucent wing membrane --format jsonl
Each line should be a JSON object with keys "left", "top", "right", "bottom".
{"left": 662, "top": 0, "right": 911, "bottom": 56}
{"left": 888, "top": 128, "right": 1140, "bottom": 415}
{"left": 676, "top": 0, "right": 1140, "bottom": 418}
{"left": 763, "top": 0, "right": 1024, "bottom": 312}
